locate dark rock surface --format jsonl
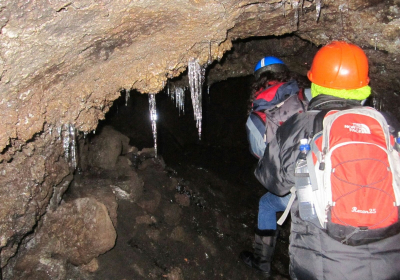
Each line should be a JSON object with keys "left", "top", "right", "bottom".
{"left": 87, "top": 75, "right": 291, "bottom": 279}
{"left": 9, "top": 197, "right": 117, "bottom": 280}
{"left": 87, "top": 145, "right": 291, "bottom": 280}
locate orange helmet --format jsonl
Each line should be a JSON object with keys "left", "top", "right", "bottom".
{"left": 307, "top": 41, "right": 370, "bottom": 89}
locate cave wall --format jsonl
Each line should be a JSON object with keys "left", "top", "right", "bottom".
{"left": 1, "top": 0, "right": 400, "bottom": 153}
{"left": 1, "top": 0, "right": 400, "bottom": 274}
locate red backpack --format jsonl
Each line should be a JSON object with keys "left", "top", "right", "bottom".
{"left": 276, "top": 107, "right": 400, "bottom": 244}
{"left": 302, "top": 107, "right": 400, "bottom": 244}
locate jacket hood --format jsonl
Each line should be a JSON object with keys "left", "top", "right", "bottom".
{"left": 252, "top": 80, "right": 300, "bottom": 112}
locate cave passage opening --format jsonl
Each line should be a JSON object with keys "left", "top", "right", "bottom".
{"left": 73, "top": 35, "right": 316, "bottom": 279}
{"left": 95, "top": 35, "right": 319, "bottom": 180}
{"left": 97, "top": 73, "right": 259, "bottom": 186}
{"left": 57, "top": 34, "right": 400, "bottom": 279}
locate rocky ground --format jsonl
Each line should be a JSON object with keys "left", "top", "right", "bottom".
{"left": 55, "top": 77, "right": 293, "bottom": 279}
{"left": 75, "top": 138, "right": 291, "bottom": 280}
{"left": 83, "top": 77, "right": 292, "bottom": 280}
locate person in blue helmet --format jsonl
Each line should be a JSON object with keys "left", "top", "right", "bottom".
{"left": 240, "top": 56, "right": 310, "bottom": 275}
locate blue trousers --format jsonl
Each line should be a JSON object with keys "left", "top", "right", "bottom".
{"left": 258, "top": 192, "right": 291, "bottom": 230}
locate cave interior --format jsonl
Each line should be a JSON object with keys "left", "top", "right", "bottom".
{"left": 2, "top": 1, "right": 400, "bottom": 278}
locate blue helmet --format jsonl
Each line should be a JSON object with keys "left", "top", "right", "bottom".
{"left": 254, "top": 56, "right": 288, "bottom": 80}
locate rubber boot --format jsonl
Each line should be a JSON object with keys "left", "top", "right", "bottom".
{"left": 239, "top": 228, "right": 279, "bottom": 275}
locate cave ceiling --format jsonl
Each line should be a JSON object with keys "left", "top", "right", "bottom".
{"left": 1, "top": 0, "right": 400, "bottom": 156}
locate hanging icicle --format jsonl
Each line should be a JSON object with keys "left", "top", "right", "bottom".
{"left": 175, "top": 87, "right": 185, "bottom": 116}
{"left": 148, "top": 93, "right": 158, "bottom": 158}
{"left": 125, "top": 90, "right": 130, "bottom": 106}
{"left": 372, "top": 34, "right": 379, "bottom": 51}
{"left": 292, "top": 0, "right": 300, "bottom": 26}
{"left": 372, "top": 90, "right": 383, "bottom": 111}
{"left": 208, "top": 40, "right": 213, "bottom": 65}
{"left": 69, "top": 124, "right": 77, "bottom": 169}
{"left": 171, "top": 86, "right": 175, "bottom": 102}
{"left": 188, "top": 58, "right": 206, "bottom": 140}
{"left": 62, "top": 125, "right": 70, "bottom": 164}
{"left": 60, "top": 123, "right": 78, "bottom": 170}
{"left": 282, "top": 0, "right": 286, "bottom": 17}
{"left": 315, "top": 0, "right": 322, "bottom": 22}
{"left": 57, "top": 126, "right": 62, "bottom": 141}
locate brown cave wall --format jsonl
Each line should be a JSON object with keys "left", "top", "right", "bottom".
{"left": 0, "top": 130, "right": 72, "bottom": 268}
{"left": 1, "top": 0, "right": 400, "bottom": 153}
{"left": 1, "top": 0, "right": 400, "bottom": 276}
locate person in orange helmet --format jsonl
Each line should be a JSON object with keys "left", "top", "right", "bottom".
{"left": 307, "top": 40, "right": 371, "bottom": 100}
{"left": 254, "top": 41, "right": 400, "bottom": 279}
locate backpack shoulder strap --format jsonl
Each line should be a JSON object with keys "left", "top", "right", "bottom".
{"left": 312, "top": 110, "right": 330, "bottom": 136}
{"left": 311, "top": 104, "right": 363, "bottom": 137}
{"left": 277, "top": 187, "right": 297, "bottom": 226}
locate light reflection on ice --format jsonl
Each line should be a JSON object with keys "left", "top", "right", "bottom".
{"left": 188, "top": 58, "right": 205, "bottom": 140}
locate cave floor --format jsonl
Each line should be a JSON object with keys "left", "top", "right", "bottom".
{"left": 88, "top": 142, "right": 291, "bottom": 280}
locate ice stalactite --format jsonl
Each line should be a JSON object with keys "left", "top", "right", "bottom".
{"left": 188, "top": 58, "right": 206, "bottom": 140}
{"left": 57, "top": 127, "right": 62, "bottom": 140}
{"left": 282, "top": 0, "right": 286, "bottom": 17}
{"left": 125, "top": 90, "right": 130, "bottom": 106}
{"left": 166, "top": 85, "right": 186, "bottom": 116}
{"left": 208, "top": 41, "right": 213, "bottom": 65}
{"left": 58, "top": 124, "right": 78, "bottom": 170}
{"left": 175, "top": 87, "right": 185, "bottom": 116}
{"left": 373, "top": 34, "right": 379, "bottom": 51}
{"left": 372, "top": 90, "right": 383, "bottom": 111}
{"left": 292, "top": 0, "right": 300, "bottom": 26}
{"left": 69, "top": 125, "right": 77, "bottom": 169}
{"left": 62, "top": 127, "right": 69, "bottom": 160}
{"left": 315, "top": 0, "right": 322, "bottom": 22}
{"left": 170, "top": 86, "right": 175, "bottom": 102}
{"left": 148, "top": 93, "right": 158, "bottom": 158}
